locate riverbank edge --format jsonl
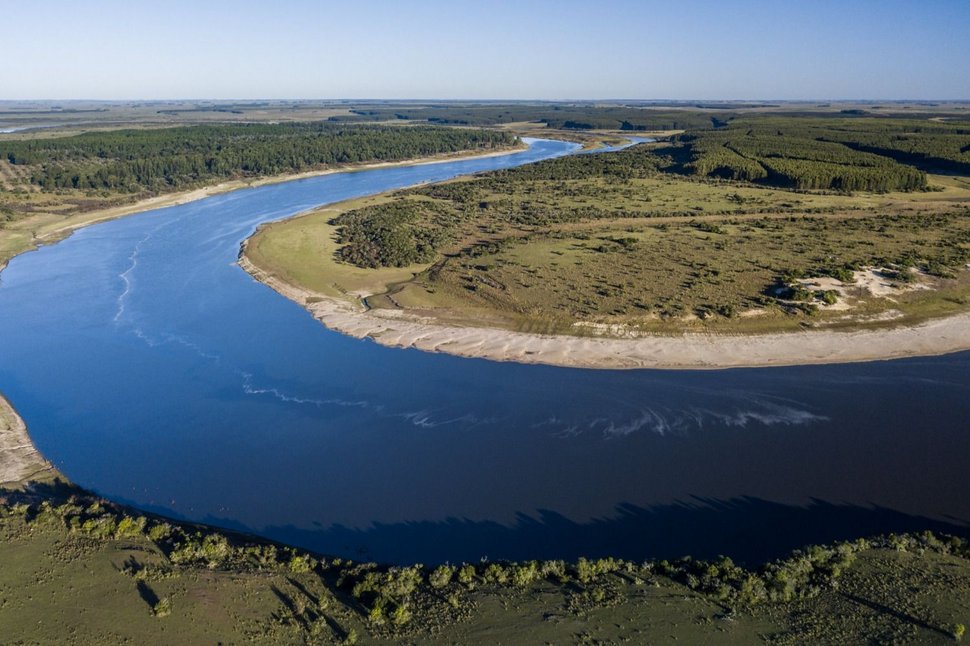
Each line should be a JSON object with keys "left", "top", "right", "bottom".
{"left": 0, "top": 394, "right": 60, "bottom": 486}
{"left": 240, "top": 249, "right": 970, "bottom": 370}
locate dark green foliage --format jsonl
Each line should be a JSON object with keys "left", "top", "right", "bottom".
{"left": 332, "top": 202, "right": 452, "bottom": 268}
{"left": 0, "top": 123, "right": 515, "bottom": 192}
{"left": 686, "top": 143, "right": 768, "bottom": 181}
{"left": 668, "top": 116, "right": 970, "bottom": 191}
{"left": 670, "top": 121, "right": 946, "bottom": 191}
{"left": 820, "top": 290, "right": 840, "bottom": 305}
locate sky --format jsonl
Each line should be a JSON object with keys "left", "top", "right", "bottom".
{"left": 3, "top": 0, "right": 969, "bottom": 100}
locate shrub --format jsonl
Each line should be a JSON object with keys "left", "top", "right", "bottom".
{"left": 829, "top": 267, "right": 855, "bottom": 283}
{"left": 819, "top": 290, "right": 839, "bottom": 305}
{"left": 288, "top": 553, "right": 316, "bottom": 574}
{"left": 483, "top": 563, "right": 510, "bottom": 585}
{"left": 147, "top": 523, "right": 172, "bottom": 542}
{"left": 540, "top": 560, "right": 568, "bottom": 582}
{"left": 391, "top": 602, "right": 412, "bottom": 626}
{"left": 510, "top": 561, "right": 540, "bottom": 587}
{"left": 367, "top": 602, "right": 384, "bottom": 625}
{"left": 115, "top": 515, "right": 147, "bottom": 538}
{"left": 200, "top": 535, "right": 231, "bottom": 568}
{"left": 457, "top": 564, "right": 477, "bottom": 586}
{"left": 81, "top": 517, "right": 117, "bottom": 540}
{"left": 152, "top": 597, "right": 172, "bottom": 618}
{"left": 429, "top": 564, "right": 455, "bottom": 589}
{"left": 575, "top": 558, "right": 595, "bottom": 584}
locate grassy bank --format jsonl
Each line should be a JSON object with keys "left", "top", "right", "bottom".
{"left": 1, "top": 480, "right": 968, "bottom": 644}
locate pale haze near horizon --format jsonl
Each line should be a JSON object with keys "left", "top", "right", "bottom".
{"left": 3, "top": 0, "right": 969, "bottom": 101}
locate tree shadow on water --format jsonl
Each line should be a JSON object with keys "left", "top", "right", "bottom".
{"left": 251, "top": 496, "right": 970, "bottom": 566}
{"left": 25, "top": 480, "right": 964, "bottom": 568}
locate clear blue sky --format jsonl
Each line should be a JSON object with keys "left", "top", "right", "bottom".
{"left": 4, "top": 0, "right": 969, "bottom": 100}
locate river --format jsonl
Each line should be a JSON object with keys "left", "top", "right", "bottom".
{"left": 0, "top": 138, "right": 968, "bottom": 565}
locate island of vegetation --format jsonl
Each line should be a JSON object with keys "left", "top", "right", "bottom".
{"left": 243, "top": 110, "right": 970, "bottom": 368}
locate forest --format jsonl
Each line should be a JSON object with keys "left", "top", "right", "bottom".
{"left": 0, "top": 123, "right": 516, "bottom": 193}
{"left": 331, "top": 107, "right": 970, "bottom": 193}
{"left": 669, "top": 117, "right": 970, "bottom": 190}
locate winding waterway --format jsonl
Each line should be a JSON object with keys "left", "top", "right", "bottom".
{"left": 1, "top": 138, "right": 968, "bottom": 565}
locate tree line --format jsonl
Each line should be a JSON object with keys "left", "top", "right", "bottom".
{"left": 0, "top": 123, "right": 516, "bottom": 193}
{"left": 338, "top": 105, "right": 727, "bottom": 131}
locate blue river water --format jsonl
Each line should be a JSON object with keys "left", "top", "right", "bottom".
{"left": 1, "top": 138, "right": 968, "bottom": 565}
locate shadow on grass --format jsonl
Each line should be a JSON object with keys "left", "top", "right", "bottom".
{"left": 841, "top": 592, "right": 955, "bottom": 639}
{"left": 136, "top": 580, "right": 159, "bottom": 610}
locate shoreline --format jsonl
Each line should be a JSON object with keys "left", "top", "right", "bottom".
{"left": 0, "top": 394, "right": 57, "bottom": 486}
{"left": 240, "top": 253, "right": 970, "bottom": 369}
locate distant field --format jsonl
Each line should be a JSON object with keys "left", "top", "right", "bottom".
{"left": 248, "top": 116, "right": 970, "bottom": 336}
{"left": 1, "top": 482, "right": 968, "bottom": 644}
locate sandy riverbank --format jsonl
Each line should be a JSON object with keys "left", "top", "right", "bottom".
{"left": 241, "top": 253, "right": 970, "bottom": 369}
{"left": 0, "top": 395, "right": 57, "bottom": 486}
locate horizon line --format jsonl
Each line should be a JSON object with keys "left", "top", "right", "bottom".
{"left": 2, "top": 98, "right": 970, "bottom": 104}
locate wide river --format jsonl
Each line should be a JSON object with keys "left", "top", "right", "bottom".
{"left": 1, "top": 139, "right": 968, "bottom": 565}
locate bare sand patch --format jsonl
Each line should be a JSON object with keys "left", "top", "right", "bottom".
{"left": 241, "top": 255, "right": 970, "bottom": 370}
{"left": 0, "top": 394, "right": 55, "bottom": 485}
{"left": 797, "top": 266, "right": 934, "bottom": 311}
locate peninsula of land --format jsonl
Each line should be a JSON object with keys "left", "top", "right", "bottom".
{"left": 242, "top": 112, "right": 970, "bottom": 369}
